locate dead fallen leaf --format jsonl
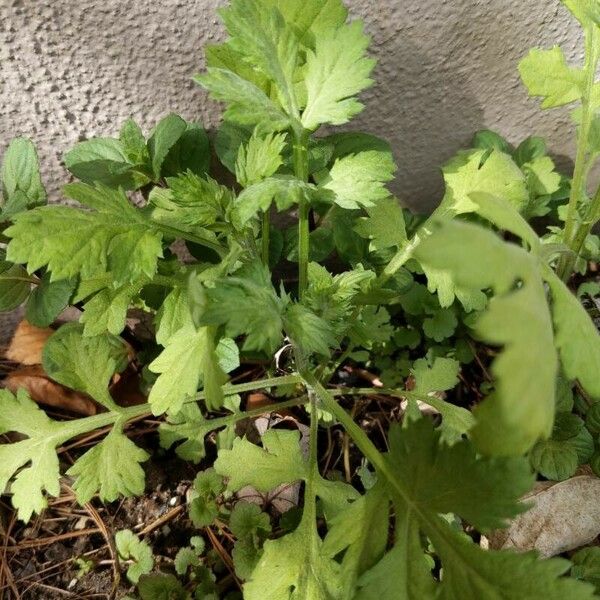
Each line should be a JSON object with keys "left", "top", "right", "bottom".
{"left": 489, "top": 476, "right": 600, "bottom": 557}
{"left": 4, "top": 365, "right": 99, "bottom": 416}
{"left": 5, "top": 320, "right": 53, "bottom": 365}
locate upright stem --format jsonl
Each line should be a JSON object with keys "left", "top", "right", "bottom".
{"left": 293, "top": 129, "right": 310, "bottom": 298}
{"left": 558, "top": 27, "right": 600, "bottom": 280}
{"left": 261, "top": 210, "right": 271, "bottom": 265}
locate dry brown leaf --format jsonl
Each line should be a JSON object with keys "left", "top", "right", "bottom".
{"left": 5, "top": 320, "right": 53, "bottom": 365}
{"left": 4, "top": 366, "right": 99, "bottom": 416}
{"left": 489, "top": 476, "right": 600, "bottom": 557}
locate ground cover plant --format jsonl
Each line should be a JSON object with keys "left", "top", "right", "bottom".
{"left": 1, "top": 0, "right": 600, "bottom": 598}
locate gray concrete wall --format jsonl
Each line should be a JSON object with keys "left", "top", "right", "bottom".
{"left": 0, "top": 0, "right": 584, "bottom": 212}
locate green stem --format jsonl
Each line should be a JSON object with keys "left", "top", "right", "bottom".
{"left": 261, "top": 210, "right": 270, "bottom": 266}
{"left": 558, "top": 26, "right": 600, "bottom": 280}
{"left": 300, "top": 371, "right": 396, "bottom": 486}
{"left": 197, "top": 374, "right": 303, "bottom": 399}
{"left": 293, "top": 129, "right": 310, "bottom": 298}
{"left": 0, "top": 274, "right": 39, "bottom": 285}
{"left": 568, "top": 181, "right": 600, "bottom": 265}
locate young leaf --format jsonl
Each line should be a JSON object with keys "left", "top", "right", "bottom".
{"left": 1, "top": 137, "right": 46, "bottom": 212}
{"left": 519, "top": 46, "right": 585, "bottom": 108}
{"left": 235, "top": 130, "right": 286, "bottom": 187}
{"left": 42, "top": 323, "right": 128, "bottom": 412}
{"left": 545, "top": 269, "right": 600, "bottom": 399}
{"left": 415, "top": 220, "right": 557, "bottom": 455}
{"left": 301, "top": 20, "right": 375, "bottom": 130}
{"left": 5, "top": 183, "right": 163, "bottom": 285}
{"left": 115, "top": 529, "right": 154, "bottom": 583}
{"left": 67, "top": 427, "right": 149, "bottom": 504}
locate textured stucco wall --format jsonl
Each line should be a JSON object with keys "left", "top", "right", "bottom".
{"left": 0, "top": 0, "right": 584, "bottom": 211}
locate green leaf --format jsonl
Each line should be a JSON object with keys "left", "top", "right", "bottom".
{"left": 380, "top": 419, "right": 593, "bottom": 599}
{"left": 6, "top": 183, "right": 163, "bottom": 285}
{"left": 354, "top": 196, "right": 407, "bottom": 251}
{"left": 530, "top": 440, "right": 579, "bottom": 481}
{"left": 519, "top": 46, "right": 585, "bottom": 108}
{"left": 147, "top": 113, "right": 187, "bottom": 179}
{"left": 422, "top": 308, "right": 458, "bottom": 342}
{"left": 415, "top": 221, "right": 558, "bottom": 455}
{"left": 161, "top": 122, "right": 210, "bottom": 178}
{"left": 42, "top": 323, "right": 128, "bottom": 411}
{"left": 412, "top": 357, "right": 460, "bottom": 394}
{"left": 323, "top": 483, "right": 390, "bottom": 598}
{"left": 137, "top": 574, "right": 189, "bottom": 600}
{"left": 319, "top": 150, "right": 395, "bottom": 210}
{"left": 230, "top": 501, "right": 271, "bottom": 540}
{"left": 115, "top": 529, "right": 154, "bottom": 583}
{"left": 0, "top": 260, "right": 30, "bottom": 311}
{"left": 67, "top": 427, "right": 149, "bottom": 504}
{"left": 79, "top": 278, "right": 145, "bottom": 336}
{"left": 283, "top": 302, "right": 337, "bottom": 356}
{"left": 64, "top": 137, "right": 145, "bottom": 190}
{"left": 562, "top": 0, "right": 600, "bottom": 26}
{"left": 215, "top": 429, "right": 357, "bottom": 518}
{"left": 149, "top": 171, "right": 231, "bottom": 232}
{"left": 522, "top": 156, "right": 561, "bottom": 197}
{"left": 0, "top": 389, "right": 61, "bottom": 521}
{"left": 155, "top": 285, "right": 194, "bottom": 346}
{"left": 196, "top": 68, "right": 291, "bottom": 130}
{"left": 243, "top": 511, "right": 342, "bottom": 600}
{"left": 440, "top": 149, "right": 528, "bottom": 215}
{"left": 216, "top": 430, "right": 306, "bottom": 492}
{"left": 545, "top": 269, "right": 600, "bottom": 399}
{"left": 1, "top": 137, "right": 46, "bottom": 212}
{"left": 472, "top": 129, "right": 512, "bottom": 154}
{"left": 119, "top": 118, "right": 149, "bottom": 165}
{"left": 571, "top": 547, "right": 600, "bottom": 592}
{"left": 270, "top": 0, "right": 348, "bottom": 45}
{"left": 301, "top": 20, "right": 375, "bottom": 130}
{"left": 235, "top": 129, "right": 286, "bottom": 187}
{"left": 200, "top": 262, "right": 286, "bottom": 353}
{"left": 188, "top": 469, "right": 224, "bottom": 527}
{"left": 148, "top": 324, "right": 233, "bottom": 415}
{"left": 233, "top": 176, "right": 319, "bottom": 227}
{"left": 25, "top": 274, "right": 74, "bottom": 327}
{"left": 174, "top": 548, "right": 200, "bottom": 575}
